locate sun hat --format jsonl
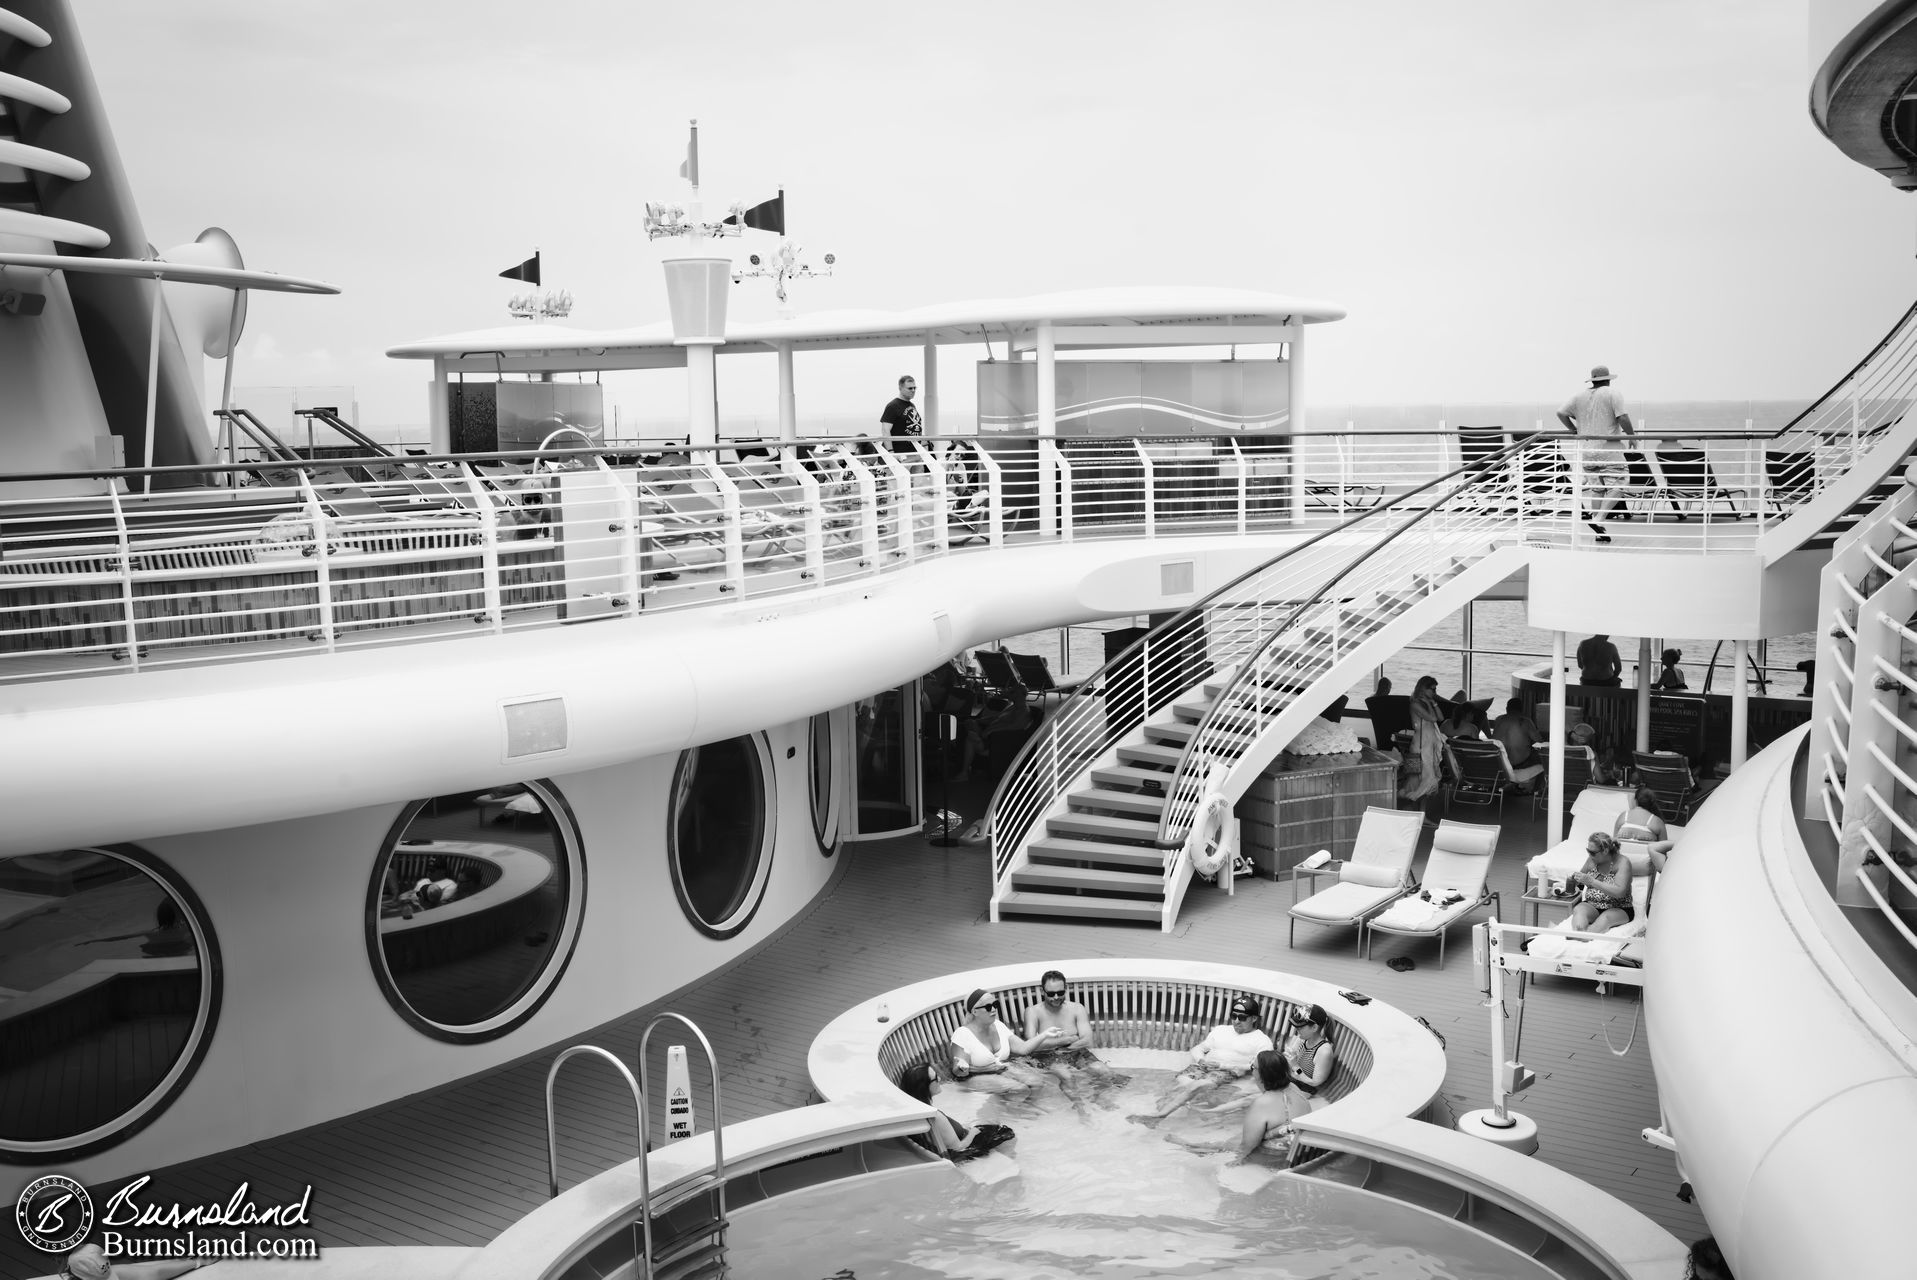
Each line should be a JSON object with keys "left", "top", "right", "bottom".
{"left": 1588, "top": 364, "right": 1614, "bottom": 383}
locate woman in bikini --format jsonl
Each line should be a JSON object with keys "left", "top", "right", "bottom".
{"left": 1169, "top": 1051, "right": 1309, "bottom": 1163}
{"left": 1614, "top": 786, "right": 1674, "bottom": 873}
{"left": 898, "top": 1063, "right": 1015, "bottom": 1161}
{"left": 1568, "top": 831, "right": 1634, "bottom": 933}
{"left": 1281, "top": 1004, "right": 1335, "bottom": 1106}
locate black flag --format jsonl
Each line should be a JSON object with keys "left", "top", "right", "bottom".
{"left": 724, "top": 192, "right": 785, "bottom": 235}
{"left": 499, "top": 252, "right": 540, "bottom": 285}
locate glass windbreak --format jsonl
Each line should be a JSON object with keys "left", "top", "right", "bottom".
{"left": 671, "top": 737, "right": 769, "bottom": 929}
{"left": 809, "top": 712, "right": 835, "bottom": 849}
{"left": 372, "top": 785, "right": 573, "bottom": 1032}
{"left": 854, "top": 686, "right": 917, "bottom": 834}
{"left": 0, "top": 849, "right": 209, "bottom": 1147}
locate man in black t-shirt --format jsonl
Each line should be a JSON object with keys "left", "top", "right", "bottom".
{"left": 880, "top": 374, "right": 923, "bottom": 450}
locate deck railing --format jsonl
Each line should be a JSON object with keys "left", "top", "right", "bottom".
{"left": 0, "top": 411, "right": 1904, "bottom": 684}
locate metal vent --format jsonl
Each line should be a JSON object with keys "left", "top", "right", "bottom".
{"left": 503, "top": 697, "right": 568, "bottom": 759}
{"left": 1161, "top": 560, "right": 1195, "bottom": 596}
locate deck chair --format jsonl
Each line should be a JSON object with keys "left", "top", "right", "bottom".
{"left": 1287, "top": 806, "right": 1425, "bottom": 954}
{"left": 1443, "top": 738, "right": 1539, "bottom": 815}
{"left": 1363, "top": 819, "right": 1502, "bottom": 969}
{"left": 1532, "top": 744, "right": 1598, "bottom": 816}
{"left": 1363, "top": 695, "right": 1413, "bottom": 748}
{"left": 1004, "top": 650, "right": 1091, "bottom": 704}
{"left": 1632, "top": 751, "right": 1718, "bottom": 820}
{"left": 1655, "top": 448, "right": 1746, "bottom": 520}
{"left": 1764, "top": 450, "right": 1817, "bottom": 513}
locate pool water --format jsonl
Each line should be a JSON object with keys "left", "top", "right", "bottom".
{"left": 726, "top": 1058, "right": 1554, "bottom": 1279}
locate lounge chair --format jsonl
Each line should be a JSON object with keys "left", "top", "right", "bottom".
{"left": 1631, "top": 751, "right": 1718, "bottom": 820}
{"left": 1443, "top": 738, "right": 1540, "bottom": 815}
{"left": 1363, "top": 694, "right": 1413, "bottom": 749}
{"left": 1655, "top": 447, "right": 1746, "bottom": 520}
{"left": 1532, "top": 744, "right": 1599, "bottom": 817}
{"left": 1363, "top": 819, "right": 1502, "bottom": 969}
{"left": 973, "top": 649, "right": 1035, "bottom": 708}
{"left": 1763, "top": 449, "right": 1817, "bottom": 513}
{"left": 1004, "top": 650, "right": 1091, "bottom": 704}
{"left": 1286, "top": 806, "right": 1425, "bottom": 954}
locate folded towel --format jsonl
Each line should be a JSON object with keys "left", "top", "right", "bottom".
{"left": 1372, "top": 898, "right": 1449, "bottom": 930}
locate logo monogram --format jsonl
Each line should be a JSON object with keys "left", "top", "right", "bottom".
{"left": 15, "top": 1174, "right": 94, "bottom": 1255}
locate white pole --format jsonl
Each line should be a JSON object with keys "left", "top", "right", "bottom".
{"left": 687, "top": 344, "right": 719, "bottom": 447}
{"left": 143, "top": 270, "right": 163, "bottom": 493}
{"left": 776, "top": 341, "right": 797, "bottom": 442}
{"left": 1731, "top": 639, "right": 1750, "bottom": 771}
{"left": 1288, "top": 321, "right": 1306, "bottom": 525}
{"left": 429, "top": 358, "right": 452, "bottom": 453}
{"left": 1637, "top": 637, "right": 1653, "bottom": 754}
{"left": 922, "top": 334, "right": 939, "bottom": 437}
{"left": 1037, "top": 319, "right": 1056, "bottom": 535}
{"left": 1548, "top": 631, "right": 1567, "bottom": 843}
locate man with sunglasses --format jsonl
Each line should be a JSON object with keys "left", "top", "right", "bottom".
{"left": 1131, "top": 995, "right": 1273, "bottom": 1125}
{"left": 1018, "top": 969, "right": 1127, "bottom": 1109}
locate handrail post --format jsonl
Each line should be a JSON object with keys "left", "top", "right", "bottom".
{"left": 108, "top": 486, "right": 140, "bottom": 670}
{"left": 975, "top": 446, "right": 1005, "bottom": 548}
{"left": 877, "top": 448, "right": 915, "bottom": 562}
{"left": 1230, "top": 438, "right": 1248, "bottom": 535}
{"left": 1136, "top": 439, "right": 1156, "bottom": 539}
{"left": 778, "top": 448, "right": 826, "bottom": 582}
{"left": 545, "top": 1045, "right": 651, "bottom": 1279}
{"left": 299, "top": 474, "right": 340, "bottom": 648}
{"left": 1047, "top": 440, "right": 1074, "bottom": 542}
{"left": 703, "top": 458, "right": 747, "bottom": 593}
{"left": 597, "top": 456, "right": 642, "bottom": 617}
{"left": 639, "top": 1013, "right": 727, "bottom": 1262}
{"left": 920, "top": 442, "right": 950, "bottom": 553}
{"left": 461, "top": 469, "right": 504, "bottom": 632}
{"left": 847, "top": 452, "right": 881, "bottom": 569}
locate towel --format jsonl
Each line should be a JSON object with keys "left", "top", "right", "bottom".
{"left": 1372, "top": 897, "right": 1449, "bottom": 930}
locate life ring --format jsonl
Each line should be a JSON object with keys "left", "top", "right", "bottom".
{"left": 1184, "top": 790, "right": 1236, "bottom": 880}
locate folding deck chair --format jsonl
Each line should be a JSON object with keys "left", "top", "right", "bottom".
{"left": 1287, "top": 806, "right": 1425, "bottom": 954}
{"left": 1632, "top": 751, "right": 1718, "bottom": 821}
{"left": 1004, "top": 650, "right": 1092, "bottom": 705}
{"left": 1443, "top": 738, "right": 1539, "bottom": 816}
{"left": 1363, "top": 819, "right": 1501, "bottom": 969}
{"left": 1654, "top": 447, "right": 1747, "bottom": 520}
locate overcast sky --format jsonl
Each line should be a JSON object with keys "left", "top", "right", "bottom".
{"left": 75, "top": 0, "right": 1917, "bottom": 430}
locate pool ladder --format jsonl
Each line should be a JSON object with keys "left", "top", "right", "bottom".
{"left": 545, "top": 1014, "right": 729, "bottom": 1280}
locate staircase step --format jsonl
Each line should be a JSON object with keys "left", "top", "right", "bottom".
{"left": 1047, "top": 811, "right": 1164, "bottom": 843}
{"left": 1171, "top": 699, "right": 1219, "bottom": 722}
{"left": 1010, "top": 863, "right": 1166, "bottom": 896}
{"left": 1144, "top": 720, "right": 1251, "bottom": 746}
{"left": 1029, "top": 836, "right": 1167, "bottom": 870}
{"left": 996, "top": 889, "right": 1162, "bottom": 923}
{"left": 1068, "top": 786, "right": 1169, "bottom": 817}
{"left": 1090, "top": 763, "right": 1173, "bottom": 790}
{"left": 1118, "top": 742, "right": 1186, "bottom": 767}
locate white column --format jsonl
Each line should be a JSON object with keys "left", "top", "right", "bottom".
{"left": 776, "top": 342, "right": 797, "bottom": 441}
{"left": 1548, "top": 631, "right": 1567, "bottom": 843}
{"left": 922, "top": 334, "right": 939, "bottom": 436}
{"left": 1731, "top": 638, "right": 1750, "bottom": 771}
{"left": 429, "top": 358, "right": 451, "bottom": 454}
{"left": 1636, "top": 637, "right": 1653, "bottom": 753}
{"left": 1288, "top": 321, "right": 1306, "bottom": 525}
{"left": 686, "top": 344, "right": 719, "bottom": 446}
{"left": 1037, "top": 319, "right": 1056, "bottom": 535}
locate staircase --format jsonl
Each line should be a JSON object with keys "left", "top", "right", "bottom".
{"left": 991, "top": 438, "right": 1540, "bottom": 928}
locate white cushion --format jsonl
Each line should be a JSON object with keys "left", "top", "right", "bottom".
{"left": 1290, "top": 881, "right": 1400, "bottom": 923}
{"left": 1341, "top": 862, "right": 1402, "bottom": 889}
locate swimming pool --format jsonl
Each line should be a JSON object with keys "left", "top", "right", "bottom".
{"left": 725, "top": 1061, "right": 1556, "bottom": 1279}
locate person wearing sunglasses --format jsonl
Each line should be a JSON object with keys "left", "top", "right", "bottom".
{"left": 1017, "top": 969, "right": 1128, "bottom": 1106}
{"left": 948, "top": 987, "right": 1048, "bottom": 1081}
{"left": 1131, "top": 995, "right": 1273, "bottom": 1125}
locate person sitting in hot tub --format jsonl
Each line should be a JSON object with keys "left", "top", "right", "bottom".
{"left": 1130, "top": 994, "right": 1273, "bottom": 1125}
{"left": 898, "top": 1063, "right": 1015, "bottom": 1162}
{"left": 1170, "top": 1051, "right": 1311, "bottom": 1163}
{"left": 949, "top": 988, "right": 1048, "bottom": 1083}
{"left": 1280, "top": 1003, "right": 1336, "bottom": 1107}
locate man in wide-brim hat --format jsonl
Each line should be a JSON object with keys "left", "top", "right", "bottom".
{"left": 1556, "top": 364, "right": 1637, "bottom": 543}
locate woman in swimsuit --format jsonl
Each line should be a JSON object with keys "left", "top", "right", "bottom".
{"left": 1614, "top": 786, "right": 1673, "bottom": 872}
{"left": 1568, "top": 831, "right": 1634, "bottom": 933}
{"left": 1169, "top": 1051, "right": 1308, "bottom": 1162}
{"left": 948, "top": 988, "right": 1046, "bottom": 1081}
{"left": 1281, "top": 1003, "right": 1335, "bottom": 1104}
{"left": 899, "top": 1063, "right": 1015, "bottom": 1161}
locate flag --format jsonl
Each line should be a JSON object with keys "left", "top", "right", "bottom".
{"left": 499, "top": 252, "right": 540, "bottom": 285}
{"left": 678, "top": 119, "right": 699, "bottom": 189}
{"left": 724, "top": 191, "right": 785, "bottom": 235}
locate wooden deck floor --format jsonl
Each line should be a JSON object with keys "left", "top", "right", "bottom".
{"left": 3, "top": 800, "right": 1708, "bottom": 1276}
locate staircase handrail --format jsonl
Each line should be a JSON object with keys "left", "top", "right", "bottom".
{"left": 1151, "top": 434, "right": 1548, "bottom": 847}
{"left": 985, "top": 431, "right": 1548, "bottom": 887}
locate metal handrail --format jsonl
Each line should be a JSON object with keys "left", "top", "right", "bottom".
{"left": 545, "top": 1044, "right": 651, "bottom": 1279}
{"left": 638, "top": 1013, "right": 727, "bottom": 1269}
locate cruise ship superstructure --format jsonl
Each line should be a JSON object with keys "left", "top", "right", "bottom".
{"left": 5, "top": 2, "right": 1917, "bottom": 1277}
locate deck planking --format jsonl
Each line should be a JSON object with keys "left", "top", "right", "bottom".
{"left": 1, "top": 800, "right": 1710, "bottom": 1278}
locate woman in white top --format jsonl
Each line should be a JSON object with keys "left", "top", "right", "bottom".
{"left": 949, "top": 988, "right": 1047, "bottom": 1079}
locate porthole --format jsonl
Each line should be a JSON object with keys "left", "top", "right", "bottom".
{"left": 669, "top": 734, "right": 775, "bottom": 938}
{"left": 0, "top": 845, "right": 220, "bottom": 1162}
{"left": 366, "top": 780, "right": 585, "bottom": 1044}
{"left": 810, "top": 712, "right": 838, "bottom": 854}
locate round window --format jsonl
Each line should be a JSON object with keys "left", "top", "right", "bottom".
{"left": 669, "top": 734, "right": 774, "bottom": 937}
{"left": 366, "top": 780, "right": 584, "bottom": 1043}
{"left": 809, "top": 712, "right": 837, "bottom": 854}
{"left": 0, "top": 846, "right": 219, "bottom": 1162}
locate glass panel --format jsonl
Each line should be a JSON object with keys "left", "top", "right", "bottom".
{"left": 809, "top": 712, "right": 834, "bottom": 849}
{"left": 672, "top": 738, "right": 768, "bottom": 925}
{"left": 0, "top": 849, "right": 206, "bottom": 1144}
{"left": 373, "top": 785, "right": 572, "bottom": 1029}
{"left": 854, "top": 686, "right": 917, "bottom": 834}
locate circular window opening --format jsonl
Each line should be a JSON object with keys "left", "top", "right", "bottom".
{"left": 367, "top": 780, "right": 585, "bottom": 1043}
{"left": 669, "top": 734, "right": 774, "bottom": 937}
{"left": 809, "top": 712, "right": 837, "bottom": 854}
{"left": 0, "top": 846, "right": 220, "bottom": 1162}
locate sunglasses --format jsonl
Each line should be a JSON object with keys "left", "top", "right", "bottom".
{"left": 1043, "top": 990, "right": 1067, "bottom": 1000}
{"left": 975, "top": 1000, "right": 998, "bottom": 1011}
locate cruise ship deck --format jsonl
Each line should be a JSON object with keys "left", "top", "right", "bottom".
{"left": 0, "top": 796, "right": 1707, "bottom": 1277}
